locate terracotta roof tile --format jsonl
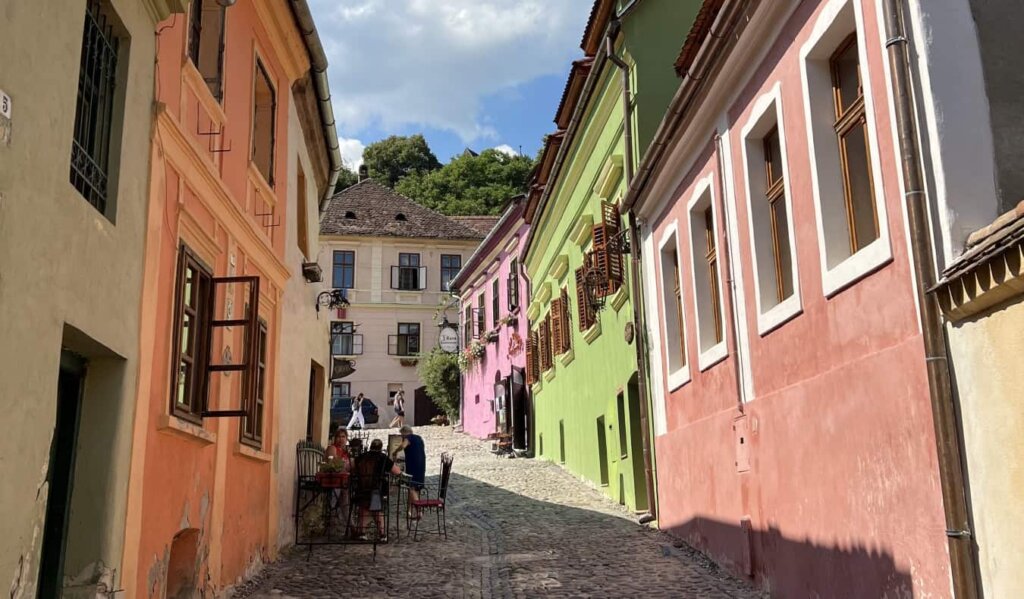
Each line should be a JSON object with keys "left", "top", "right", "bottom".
{"left": 319, "top": 180, "right": 485, "bottom": 240}
{"left": 450, "top": 216, "right": 501, "bottom": 236}
{"left": 674, "top": 0, "right": 725, "bottom": 77}
{"left": 938, "top": 200, "right": 1024, "bottom": 285}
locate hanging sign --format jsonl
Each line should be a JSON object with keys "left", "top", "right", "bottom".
{"left": 439, "top": 326, "right": 459, "bottom": 353}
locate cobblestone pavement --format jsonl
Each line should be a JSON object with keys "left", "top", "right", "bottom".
{"left": 237, "top": 426, "right": 764, "bottom": 599}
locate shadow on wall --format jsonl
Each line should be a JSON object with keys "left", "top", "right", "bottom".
{"left": 665, "top": 517, "right": 915, "bottom": 598}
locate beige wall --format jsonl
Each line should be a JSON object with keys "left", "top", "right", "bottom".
{"left": 272, "top": 94, "right": 330, "bottom": 550}
{"left": 946, "top": 296, "right": 1024, "bottom": 598}
{"left": 319, "top": 236, "right": 476, "bottom": 425}
{"left": 0, "top": 0, "right": 181, "bottom": 595}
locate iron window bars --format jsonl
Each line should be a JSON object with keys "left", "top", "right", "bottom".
{"left": 71, "top": 1, "right": 121, "bottom": 216}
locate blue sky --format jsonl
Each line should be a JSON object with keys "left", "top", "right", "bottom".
{"left": 307, "top": 0, "right": 593, "bottom": 168}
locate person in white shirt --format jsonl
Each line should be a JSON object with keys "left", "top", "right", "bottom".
{"left": 388, "top": 389, "right": 406, "bottom": 428}
{"left": 347, "top": 392, "right": 366, "bottom": 429}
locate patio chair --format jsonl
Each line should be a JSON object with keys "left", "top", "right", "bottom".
{"left": 294, "top": 440, "right": 325, "bottom": 543}
{"left": 412, "top": 453, "right": 453, "bottom": 541}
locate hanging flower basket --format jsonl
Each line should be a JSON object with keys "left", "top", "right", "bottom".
{"left": 400, "top": 358, "right": 419, "bottom": 367}
{"left": 498, "top": 314, "right": 518, "bottom": 327}
{"left": 457, "top": 340, "right": 487, "bottom": 372}
{"left": 484, "top": 330, "right": 500, "bottom": 343}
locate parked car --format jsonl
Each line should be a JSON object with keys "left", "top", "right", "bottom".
{"left": 330, "top": 395, "right": 380, "bottom": 428}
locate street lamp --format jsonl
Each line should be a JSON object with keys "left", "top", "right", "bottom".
{"left": 314, "top": 288, "right": 349, "bottom": 318}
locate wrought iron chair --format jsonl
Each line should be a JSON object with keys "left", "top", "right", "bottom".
{"left": 348, "top": 451, "right": 391, "bottom": 559}
{"left": 412, "top": 453, "right": 453, "bottom": 541}
{"left": 294, "top": 440, "right": 326, "bottom": 543}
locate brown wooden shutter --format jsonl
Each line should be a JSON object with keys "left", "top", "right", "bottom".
{"left": 559, "top": 287, "right": 572, "bottom": 352}
{"left": 550, "top": 297, "right": 564, "bottom": 355}
{"left": 539, "top": 315, "right": 552, "bottom": 371}
{"left": 574, "top": 266, "right": 594, "bottom": 331}
{"left": 525, "top": 329, "right": 538, "bottom": 384}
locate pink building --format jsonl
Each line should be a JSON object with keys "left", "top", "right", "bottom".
{"left": 451, "top": 198, "right": 532, "bottom": 451}
{"left": 624, "top": 1, "right": 959, "bottom": 596}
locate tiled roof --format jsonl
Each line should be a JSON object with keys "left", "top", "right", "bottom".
{"left": 938, "top": 200, "right": 1024, "bottom": 285}
{"left": 450, "top": 216, "right": 501, "bottom": 236}
{"left": 674, "top": 0, "right": 725, "bottom": 77}
{"left": 320, "top": 180, "right": 485, "bottom": 240}
{"left": 581, "top": 0, "right": 614, "bottom": 56}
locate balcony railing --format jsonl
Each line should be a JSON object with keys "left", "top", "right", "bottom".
{"left": 391, "top": 266, "right": 427, "bottom": 291}
{"left": 387, "top": 334, "right": 420, "bottom": 356}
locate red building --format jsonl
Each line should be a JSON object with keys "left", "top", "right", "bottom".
{"left": 625, "top": 1, "right": 956, "bottom": 596}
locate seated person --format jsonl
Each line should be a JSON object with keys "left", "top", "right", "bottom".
{"left": 397, "top": 425, "right": 426, "bottom": 518}
{"left": 348, "top": 437, "right": 363, "bottom": 457}
{"left": 324, "top": 428, "right": 351, "bottom": 471}
{"left": 351, "top": 438, "right": 400, "bottom": 541}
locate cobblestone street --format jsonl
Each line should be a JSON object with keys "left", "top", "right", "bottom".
{"left": 237, "top": 427, "right": 763, "bottom": 598}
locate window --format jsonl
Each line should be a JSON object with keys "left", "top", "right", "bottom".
{"left": 830, "top": 34, "right": 878, "bottom": 254}
{"left": 464, "top": 304, "right": 474, "bottom": 345}
{"left": 241, "top": 320, "right": 267, "bottom": 447}
{"left": 331, "top": 382, "right": 351, "bottom": 409}
{"left": 658, "top": 229, "right": 687, "bottom": 384}
{"left": 70, "top": 0, "right": 123, "bottom": 217}
{"left": 538, "top": 315, "right": 553, "bottom": 372}
{"left": 741, "top": 90, "right": 802, "bottom": 333}
{"left": 801, "top": 3, "right": 890, "bottom": 295}
{"left": 171, "top": 246, "right": 213, "bottom": 421}
{"left": 573, "top": 263, "right": 596, "bottom": 331}
{"left": 688, "top": 186, "right": 726, "bottom": 367}
{"left": 392, "top": 253, "right": 425, "bottom": 291}
{"left": 170, "top": 244, "right": 261, "bottom": 423}
{"left": 492, "top": 279, "right": 500, "bottom": 328}
{"left": 332, "top": 250, "right": 354, "bottom": 290}
{"left": 590, "top": 201, "right": 624, "bottom": 297}
{"left": 477, "top": 294, "right": 486, "bottom": 336}
{"left": 187, "top": 0, "right": 225, "bottom": 100}
{"left": 251, "top": 59, "right": 276, "bottom": 185}
{"left": 507, "top": 258, "right": 520, "bottom": 311}
{"left": 550, "top": 288, "right": 572, "bottom": 356}
{"left": 441, "top": 254, "right": 462, "bottom": 291}
{"left": 296, "top": 163, "right": 310, "bottom": 258}
{"left": 331, "top": 321, "right": 363, "bottom": 355}
{"left": 559, "top": 287, "right": 572, "bottom": 353}
{"left": 617, "top": 392, "right": 628, "bottom": 458}
{"left": 389, "top": 323, "right": 420, "bottom": 356}
{"left": 525, "top": 330, "right": 540, "bottom": 384}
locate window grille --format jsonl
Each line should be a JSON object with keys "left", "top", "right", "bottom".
{"left": 70, "top": 0, "right": 121, "bottom": 216}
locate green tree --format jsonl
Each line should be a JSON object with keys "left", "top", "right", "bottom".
{"left": 416, "top": 348, "right": 460, "bottom": 419}
{"left": 396, "top": 148, "right": 534, "bottom": 215}
{"left": 362, "top": 134, "right": 441, "bottom": 187}
{"left": 333, "top": 165, "right": 359, "bottom": 193}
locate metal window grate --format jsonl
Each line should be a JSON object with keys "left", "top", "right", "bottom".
{"left": 70, "top": 1, "right": 119, "bottom": 215}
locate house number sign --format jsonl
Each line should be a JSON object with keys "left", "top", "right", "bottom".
{"left": 0, "top": 90, "right": 11, "bottom": 119}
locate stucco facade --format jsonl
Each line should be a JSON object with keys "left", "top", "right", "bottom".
{"left": 0, "top": 1, "right": 186, "bottom": 596}
{"left": 118, "top": 1, "right": 334, "bottom": 594}
{"left": 631, "top": 1, "right": 952, "bottom": 596}
{"left": 319, "top": 181, "right": 485, "bottom": 429}
{"left": 451, "top": 200, "right": 531, "bottom": 444}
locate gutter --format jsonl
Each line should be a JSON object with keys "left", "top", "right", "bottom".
{"left": 287, "top": 0, "right": 343, "bottom": 214}
{"left": 881, "top": 1, "right": 981, "bottom": 596}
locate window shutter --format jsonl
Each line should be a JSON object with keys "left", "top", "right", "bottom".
{"left": 204, "top": 275, "right": 260, "bottom": 418}
{"left": 538, "top": 316, "right": 551, "bottom": 371}
{"left": 550, "top": 297, "right": 564, "bottom": 355}
{"left": 560, "top": 287, "right": 572, "bottom": 352}
{"left": 526, "top": 330, "right": 539, "bottom": 384}
{"left": 591, "top": 223, "right": 622, "bottom": 297}
{"left": 507, "top": 272, "right": 519, "bottom": 311}
{"left": 391, "top": 266, "right": 400, "bottom": 289}
{"left": 418, "top": 266, "right": 427, "bottom": 290}
{"left": 574, "top": 266, "right": 592, "bottom": 331}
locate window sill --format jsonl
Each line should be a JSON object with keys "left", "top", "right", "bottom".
{"left": 158, "top": 414, "right": 216, "bottom": 445}
{"left": 235, "top": 442, "right": 272, "bottom": 463}
{"left": 821, "top": 237, "right": 893, "bottom": 298}
{"left": 610, "top": 286, "right": 629, "bottom": 312}
{"left": 757, "top": 294, "right": 803, "bottom": 336}
{"left": 666, "top": 366, "right": 691, "bottom": 392}
{"left": 557, "top": 349, "right": 575, "bottom": 367}
{"left": 697, "top": 341, "right": 729, "bottom": 372}
{"left": 543, "top": 368, "right": 556, "bottom": 383}
{"left": 583, "top": 321, "right": 602, "bottom": 344}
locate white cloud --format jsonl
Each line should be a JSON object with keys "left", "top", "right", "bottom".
{"left": 309, "top": 0, "right": 592, "bottom": 143}
{"left": 493, "top": 144, "right": 519, "bottom": 157}
{"left": 338, "top": 137, "right": 366, "bottom": 171}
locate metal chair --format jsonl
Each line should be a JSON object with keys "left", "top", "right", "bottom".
{"left": 412, "top": 453, "right": 453, "bottom": 541}
{"left": 348, "top": 451, "right": 391, "bottom": 559}
{"left": 294, "top": 440, "right": 325, "bottom": 544}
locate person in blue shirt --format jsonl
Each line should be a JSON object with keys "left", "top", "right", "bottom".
{"left": 397, "top": 425, "right": 426, "bottom": 517}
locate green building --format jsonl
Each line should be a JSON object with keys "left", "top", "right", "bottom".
{"left": 522, "top": 0, "right": 699, "bottom": 513}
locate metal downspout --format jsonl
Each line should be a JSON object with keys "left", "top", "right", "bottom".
{"left": 713, "top": 133, "right": 746, "bottom": 413}
{"left": 518, "top": 258, "right": 536, "bottom": 458}
{"left": 881, "top": 1, "right": 980, "bottom": 596}
{"left": 605, "top": 28, "right": 658, "bottom": 521}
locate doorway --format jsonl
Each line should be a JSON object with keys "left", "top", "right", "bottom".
{"left": 38, "top": 351, "right": 86, "bottom": 597}
{"left": 596, "top": 416, "right": 609, "bottom": 487}
{"left": 627, "top": 374, "right": 649, "bottom": 511}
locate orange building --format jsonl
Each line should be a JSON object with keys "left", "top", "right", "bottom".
{"left": 120, "top": 0, "right": 340, "bottom": 595}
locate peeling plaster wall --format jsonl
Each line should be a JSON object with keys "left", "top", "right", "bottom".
{"left": 946, "top": 297, "right": 1024, "bottom": 597}
{"left": 0, "top": 0, "right": 164, "bottom": 595}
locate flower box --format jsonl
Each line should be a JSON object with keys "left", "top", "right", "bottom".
{"left": 315, "top": 471, "right": 348, "bottom": 488}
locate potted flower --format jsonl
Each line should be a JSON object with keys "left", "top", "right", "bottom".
{"left": 484, "top": 329, "right": 500, "bottom": 343}
{"left": 315, "top": 458, "right": 349, "bottom": 488}
{"left": 498, "top": 314, "right": 518, "bottom": 328}
{"left": 457, "top": 340, "right": 487, "bottom": 372}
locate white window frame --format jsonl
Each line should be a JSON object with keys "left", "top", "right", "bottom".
{"left": 686, "top": 176, "right": 729, "bottom": 371}
{"left": 642, "top": 227, "right": 668, "bottom": 435}
{"left": 740, "top": 83, "right": 803, "bottom": 335}
{"left": 800, "top": 0, "right": 892, "bottom": 297}
{"left": 657, "top": 222, "right": 691, "bottom": 391}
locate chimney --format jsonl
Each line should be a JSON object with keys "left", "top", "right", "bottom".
{"left": 358, "top": 164, "right": 369, "bottom": 182}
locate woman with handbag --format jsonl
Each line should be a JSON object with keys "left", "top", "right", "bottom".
{"left": 388, "top": 389, "right": 406, "bottom": 428}
{"left": 346, "top": 392, "right": 366, "bottom": 430}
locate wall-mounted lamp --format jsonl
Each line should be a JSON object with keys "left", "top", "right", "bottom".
{"left": 315, "top": 288, "right": 350, "bottom": 318}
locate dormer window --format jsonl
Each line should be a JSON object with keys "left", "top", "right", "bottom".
{"left": 344, "top": 211, "right": 356, "bottom": 219}
{"left": 395, "top": 213, "right": 407, "bottom": 221}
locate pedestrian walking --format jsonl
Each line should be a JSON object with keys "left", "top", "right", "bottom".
{"left": 388, "top": 389, "right": 406, "bottom": 428}
{"left": 347, "top": 392, "right": 366, "bottom": 429}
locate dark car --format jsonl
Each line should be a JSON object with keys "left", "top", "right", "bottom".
{"left": 330, "top": 396, "right": 379, "bottom": 428}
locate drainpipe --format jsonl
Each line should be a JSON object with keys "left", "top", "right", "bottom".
{"left": 713, "top": 133, "right": 746, "bottom": 413}
{"left": 518, "top": 258, "right": 536, "bottom": 458}
{"left": 605, "top": 26, "right": 658, "bottom": 522}
{"left": 881, "top": 1, "right": 980, "bottom": 596}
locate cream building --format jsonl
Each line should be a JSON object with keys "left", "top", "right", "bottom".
{"left": 318, "top": 180, "right": 492, "bottom": 429}
{"left": 0, "top": 0, "right": 187, "bottom": 595}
